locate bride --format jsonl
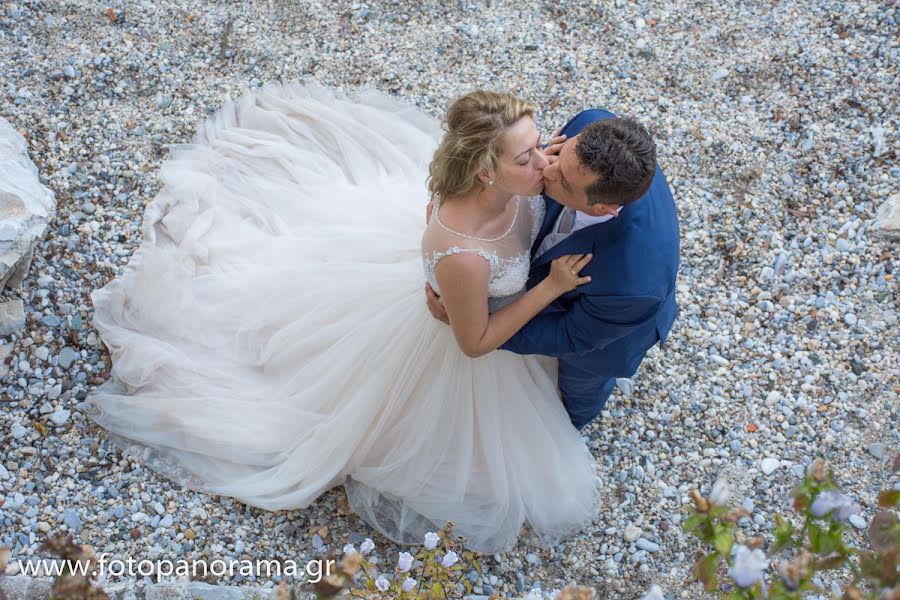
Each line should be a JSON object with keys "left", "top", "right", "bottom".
{"left": 85, "top": 80, "right": 602, "bottom": 553}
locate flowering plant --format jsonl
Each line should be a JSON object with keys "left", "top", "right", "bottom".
{"left": 305, "top": 522, "right": 483, "bottom": 599}
{"left": 679, "top": 455, "right": 899, "bottom": 599}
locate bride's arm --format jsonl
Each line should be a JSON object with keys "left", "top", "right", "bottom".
{"left": 433, "top": 252, "right": 592, "bottom": 358}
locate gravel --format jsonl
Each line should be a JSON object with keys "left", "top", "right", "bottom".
{"left": 1, "top": 0, "right": 897, "bottom": 598}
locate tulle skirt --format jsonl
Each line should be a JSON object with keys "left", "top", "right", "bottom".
{"left": 85, "top": 81, "right": 601, "bottom": 553}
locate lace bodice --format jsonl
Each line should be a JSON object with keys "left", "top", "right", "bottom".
{"left": 421, "top": 195, "right": 545, "bottom": 312}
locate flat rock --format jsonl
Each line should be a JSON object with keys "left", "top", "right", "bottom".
{"left": 0, "top": 117, "right": 57, "bottom": 292}
{"left": 873, "top": 194, "right": 899, "bottom": 240}
{"left": 760, "top": 458, "right": 781, "bottom": 475}
{"left": 0, "top": 299, "right": 26, "bottom": 336}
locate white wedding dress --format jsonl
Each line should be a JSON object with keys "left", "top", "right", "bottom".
{"left": 85, "top": 80, "right": 601, "bottom": 553}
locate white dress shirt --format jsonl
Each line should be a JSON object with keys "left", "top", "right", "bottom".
{"left": 534, "top": 206, "right": 622, "bottom": 258}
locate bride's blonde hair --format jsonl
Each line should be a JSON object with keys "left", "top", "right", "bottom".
{"left": 427, "top": 91, "right": 535, "bottom": 200}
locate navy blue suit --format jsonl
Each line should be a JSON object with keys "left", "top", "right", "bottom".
{"left": 500, "top": 109, "right": 680, "bottom": 430}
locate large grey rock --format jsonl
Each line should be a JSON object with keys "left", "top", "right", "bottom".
{"left": 0, "top": 574, "right": 54, "bottom": 600}
{"left": 146, "top": 582, "right": 280, "bottom": 599}
{"left": 0, "top": 117, "right": 56, "bottom": 292}
{"left": 873, "top": 194, "right": 899, "bottom": 241}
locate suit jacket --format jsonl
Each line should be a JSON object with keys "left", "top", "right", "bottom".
{"left": 500, "top": 109, "right": 680, "bottom": 380}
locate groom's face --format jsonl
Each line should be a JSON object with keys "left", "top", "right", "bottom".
{"left": 542, "top": 136, "right": 620, "bottom": 217}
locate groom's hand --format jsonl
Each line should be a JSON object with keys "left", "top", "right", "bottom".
{"left": 425, "top": 283, "right": 450, "bottom": 324}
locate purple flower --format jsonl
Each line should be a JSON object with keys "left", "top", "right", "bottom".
{"left": 729, "top": 545, "right": 769, "bottom": 588}
{"left": 360, "top": 538, "right": 375, "bottom": 555}
{"left": 810, "top": 490, "right": 857, "bottom": 522}
{"left": 640, "top": 585, "right": 666, "bottom": 600}
{"left": 423, "top": 532, "right": 440, "bottom": 550}
{"left": 441, "top": 550, "right": 459, "bottom": 568}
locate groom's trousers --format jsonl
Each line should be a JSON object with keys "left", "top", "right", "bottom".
{"left": 558, "top": 361, "right": 616, "bottom": 430}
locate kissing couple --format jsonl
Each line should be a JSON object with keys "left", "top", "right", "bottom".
{"left": 85, "top": 80, "right": 679, "bottom": 553}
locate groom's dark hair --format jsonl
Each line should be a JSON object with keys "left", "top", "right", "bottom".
{"left": 575, "top": 118, "right": 657, "bottom": 206}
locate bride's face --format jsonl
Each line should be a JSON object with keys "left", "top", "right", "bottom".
{"left": 491, "top": 116, "right": 549, "bottom": 196}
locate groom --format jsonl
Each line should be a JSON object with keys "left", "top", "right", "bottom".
{"left": 428, "top": 109, "right": 680, "bottom": 430}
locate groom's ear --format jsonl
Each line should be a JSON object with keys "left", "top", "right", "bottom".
{"left": 585, "top": 203, "right": 622, "bottom": 217}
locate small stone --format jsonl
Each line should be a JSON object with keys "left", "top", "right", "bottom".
{"left": 49, "top": 409, "right": 70, "bottom": 426}
{"left": 58, "top": 347, "right": 79, "bottom": 369}
{"left": 624, "top": 525, "right": 642, "bottom": 542}
{"left": 10, "top": 423, "right": 27, "bottom": 439}
{"left": 615, "top": 378, "right": 634, "bottom": 396}
{"left": 184, "top": 528, "right": 197, "bottom": 540}
{"left": 867, "top": 443, "right": 886, "bottom": 460}
{"left": 40, "top": 315, "right": 61, "bottom": 327}
{"left": 849, "top": 515, "right": 866, "bottom": 530}
{"left": 62, "top": 509, "right": 81, "bottom": 532}
{"left": 760, "top": 458, "right": 781, "bottom": 475}
{"left": 635, "top": 538, "right": 660, "bottom": 552}
{"left": 843, "top": 313, "right": 858, "bottom": 326}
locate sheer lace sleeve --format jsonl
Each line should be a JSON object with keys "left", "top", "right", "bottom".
{"left": 420, "top": 196, "right": 536, "bottom": 311}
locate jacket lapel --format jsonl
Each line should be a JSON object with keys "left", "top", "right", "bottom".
{"left": 532, "top": 224, "right": 598, "bottom": 268}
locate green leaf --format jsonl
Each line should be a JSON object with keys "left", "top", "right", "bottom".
{"left": 808, "top": 522, "right": 837, "bottom": 555}
{"left": 713, "top": 525, "right": 733, "bottom": 557}
{"left": 683, "top": 514, "right": 705, "bottom": 535}
{"left": 772, "top": 514, "right": 795, "bottom": 552}
{"left": 432, "top": 582, "right": 443, "bottom": 598}
{"left": 695, "top": 552, "right": 720, "bottom": 592}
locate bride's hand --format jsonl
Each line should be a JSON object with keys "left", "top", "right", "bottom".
{"left": 547, "top": 254, "right": 593, "bottom": 295}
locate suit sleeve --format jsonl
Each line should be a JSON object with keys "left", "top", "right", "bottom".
{"left": 500, "top": 294, "right": 662, "bottom": 357}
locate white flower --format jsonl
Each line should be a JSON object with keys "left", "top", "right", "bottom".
{"left": 728, "top": 544, "right": 769, "bottom": 588}
{"left": 640, "top": 585, "right": 666, "bottom": 600}
{"left": 524, "top": 589, "right": 545, "bottom": 600}
{"left": 423, "top": 532, "right": 440, "bottom": 549}
{"left": 709, "top": 478, "right": 730, "bottom": 506}
{"left": 342, "top": 543, "right": 357, "bottom": 555}
{"left": 375, "top": 575, "right": 390, "bottom": 592}
{"left": 402, "top": 577, "right": 417, "bottom": 592}
{"left": 397, "top": 551, "right": 414, "bottom": 572}
{"left": 441, "top": 550, "right": 459, "bottom": 568}
{"left": 810, "top": 490, "right": 857, "bottom": 522}
{"left": 360, "top": 538, "right": 375, "bottom": 555}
